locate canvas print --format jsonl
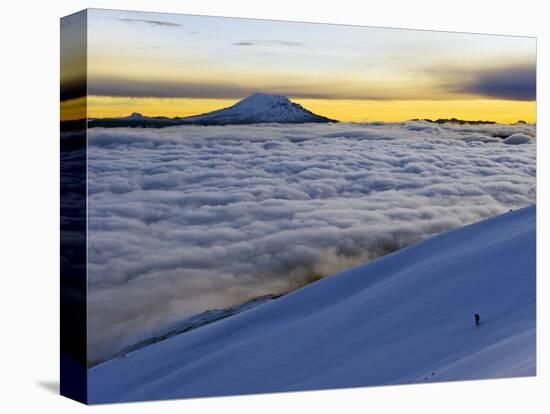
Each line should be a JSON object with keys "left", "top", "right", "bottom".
{"left": 60, "top": 9, "right": 536, "bottom": 405}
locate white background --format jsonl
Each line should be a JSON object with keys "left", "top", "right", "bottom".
{"left": 0, "top": 0, "right": 547, "bottom": 412}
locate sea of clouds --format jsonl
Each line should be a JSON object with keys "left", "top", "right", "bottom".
{"left": 86, "top": 121, "right": 536, "bottom": 362}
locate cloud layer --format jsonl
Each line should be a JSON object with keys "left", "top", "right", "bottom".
{"left": 87, "top": 122, "right": 536, "bottom": 362}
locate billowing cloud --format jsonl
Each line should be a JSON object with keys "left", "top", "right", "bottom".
{"left": 87, "top": 122, "right": 535, "bottom": 362}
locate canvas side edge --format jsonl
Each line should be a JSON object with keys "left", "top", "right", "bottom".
{"left": 60, "top": 8, "right": 88, "bottom": 405}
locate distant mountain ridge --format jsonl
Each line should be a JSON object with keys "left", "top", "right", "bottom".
{"left": 410, "top": 117, "right": 496, "bottom": 125}
{"left": 88, "top": 93, "right": 337, "bottom": 127}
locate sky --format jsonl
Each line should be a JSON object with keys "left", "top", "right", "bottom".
{"left": 62, "top": 9, "right": 536, "bottom": 122}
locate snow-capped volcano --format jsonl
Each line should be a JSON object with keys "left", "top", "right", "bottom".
{"left": 181, "top": 92, "right": 337, "bottom": 125}
{"left": 87, "top": 93, "right": 337, "bottom": 127}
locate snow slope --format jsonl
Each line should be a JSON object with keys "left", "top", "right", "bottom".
{"left": 98, "top": 294, "right": 282, "bottom": 366}
{"left": 89, "top": 206, "right": 536, "bottom": 403}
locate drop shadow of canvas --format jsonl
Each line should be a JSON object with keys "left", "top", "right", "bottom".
{"left": 36, "top": 381, "right": 59, "bottom": 395}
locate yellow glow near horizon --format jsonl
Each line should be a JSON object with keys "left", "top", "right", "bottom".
{"left": 295, "top": 99, "right": 536, "bottom": 124}
{"left": 60, "top": 96, "right": 87, "bottom": 121}
{"left": 86, "top": 96, "right": 237, "bottom": 120}
{"left": 79, "top": 96, "right": 536, "bottom": 124}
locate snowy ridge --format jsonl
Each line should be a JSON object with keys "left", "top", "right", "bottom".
{"left": 89, "top": 207, "right": 536, "bottom": 403}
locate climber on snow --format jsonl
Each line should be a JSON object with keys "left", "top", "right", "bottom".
{"left": 474, "top": 313, "right": 480, "bottom": 326}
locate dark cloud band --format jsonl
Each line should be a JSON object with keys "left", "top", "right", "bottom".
{"left": 88, "top": 78, "right": 254, "bottom": 99}
{"left": 86, "top": 62, "right": 536, "bottom": 101}
{"left": 61, "top": 78, "right": 87, "bottom": 101}
{"left": 452, "top": 64, "right": 536, "bottom": 101}
{"left": 464, "top": 64, "right": 536, "bottom": 100}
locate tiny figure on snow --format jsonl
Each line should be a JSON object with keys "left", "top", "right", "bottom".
{"left": 474, "top": 314, "right": 480, "bottom": 326}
